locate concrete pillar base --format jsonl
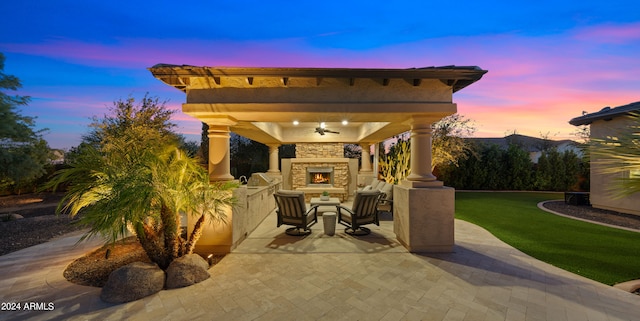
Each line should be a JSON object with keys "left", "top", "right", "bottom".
{"left": 400, "top": 180, "right": 444, "bottom": 188}
{"left": 393, "top": 183, "right": 455, "bottom": 253}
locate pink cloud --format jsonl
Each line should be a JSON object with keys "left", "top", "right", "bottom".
{"left": 4, "top": 21, "right": 639, "bottom": 146}
{"left": 573, "top": 22, "right": 640, "bottom": 44}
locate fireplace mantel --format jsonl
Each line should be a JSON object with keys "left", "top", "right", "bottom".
{"left": 291, "top": 158, "right": 349, "bottom": 163}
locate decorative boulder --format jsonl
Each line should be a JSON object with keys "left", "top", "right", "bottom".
{"left": 165, "top": 254, "right": 210, "bottom": 289}
{"left": 0, "top": 213, "right": 23, "bottom": 221}
{"left": 100, "top": 262, "right": 165, "bottom": 303}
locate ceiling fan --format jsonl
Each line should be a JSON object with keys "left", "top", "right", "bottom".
{"left": 314, "top": 122, "right": 340, "bottom": 135}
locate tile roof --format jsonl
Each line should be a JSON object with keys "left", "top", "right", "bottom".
{"left": 569, "top": 101, "right": 640, "bottom": 126}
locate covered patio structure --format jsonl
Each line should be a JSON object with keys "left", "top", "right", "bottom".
{"left": 149, "top": 65, "right": 487, "bottom": 253}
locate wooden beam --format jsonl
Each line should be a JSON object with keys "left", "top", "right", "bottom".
{"left": 440, "top": 79, "right": 458, "bottom": 87}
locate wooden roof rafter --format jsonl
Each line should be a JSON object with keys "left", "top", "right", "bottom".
{"left": 149, "top": 64, "right": 488, "bottom": 92}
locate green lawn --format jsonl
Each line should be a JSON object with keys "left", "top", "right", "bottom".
{"left": 455, "top": 191, "right": 640, "bottom": 285}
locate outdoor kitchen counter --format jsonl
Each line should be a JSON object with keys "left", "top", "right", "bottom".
{"left": 245, "top": 184, "right": 277, "bottom": 197}
{"left": 230, "top": 181, "right": 281, "bottom": 250}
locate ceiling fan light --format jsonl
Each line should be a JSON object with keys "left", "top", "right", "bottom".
{"left": 293, "top": 120, "right": 299, "bottom": 125}
{"left": 342, "top": 120, "right": 348, "bottom": 125}
{"left": 320, "top": 122, "right": 326, "bottom": 129}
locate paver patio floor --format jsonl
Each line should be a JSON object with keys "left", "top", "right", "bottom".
{"left": 1, "top": 206, "right": 639, "bottom": 320}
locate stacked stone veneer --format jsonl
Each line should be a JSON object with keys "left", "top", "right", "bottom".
{"left": 296, "top": 143, "right": 344, "bottom": 158}
{"left": 292, "top": 143, "right": 349, "bottom": 201}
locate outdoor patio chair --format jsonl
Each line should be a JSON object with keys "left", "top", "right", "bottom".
{"left": 336, "top": 190, "right": 384, "bottom": 235}
{"left": 274, "top": 190, "right": 319, "bottom": 236}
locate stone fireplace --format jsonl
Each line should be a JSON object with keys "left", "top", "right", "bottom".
{"left": 289, "top": 143, "right": 350, "bottom": 201}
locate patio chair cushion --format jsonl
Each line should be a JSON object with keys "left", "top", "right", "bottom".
{"left": 337, "top": 190, "right": 383, "bottom": 235}
{"left": 275, "top": 190, "right": 307, "bottom": 212}
{"left": 370, "top": 180, "right": 383, "bottom": 190}
{"left": 379, "top": 183, "right": 393, "bottom": 201}
{"left": 339, "top": 211, "right": 376, "bottom": 224}
{"left": 282, "top": 216, "right": 307, "bottom": 224}
{"left": 277, "top": 189, "right": 304, "bottom": 196}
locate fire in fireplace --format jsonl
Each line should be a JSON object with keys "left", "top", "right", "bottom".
{"left": 307, "top": 167, "right": 333, "bottom": 186}
{"left": 311, "top": 172, "right": 330, "bottom": 184}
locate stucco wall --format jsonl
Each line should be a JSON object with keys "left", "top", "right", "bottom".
{"left": 590, "top": 117, "right": 640, "bottom": 215}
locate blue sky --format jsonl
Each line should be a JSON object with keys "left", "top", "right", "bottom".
{"left": 1, "top": 1, "right": 639, "bottom": 149}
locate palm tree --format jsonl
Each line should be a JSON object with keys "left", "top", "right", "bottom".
{"left": 49, "top": 140, "right": 237, "bottom": 270}
{"left": 49, "top": 94, "right": 238, "bottom": 269}
{"left": 590, "top": 113, "right": 640, "bottom": 197}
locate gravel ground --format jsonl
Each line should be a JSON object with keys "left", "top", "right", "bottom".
{"left": 0, "top": 193, "right": 224, "bottom": 288}
{"left": 0, "top": 193, "right": 86, "bottom": 256}
{"left": 542, "top": 200, "right": 640, "bottom": 230}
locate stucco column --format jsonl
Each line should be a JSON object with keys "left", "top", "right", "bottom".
{"left": 207, "top": 124, "right": 235, "bottom": 181}
{"left": 267, "top": 144, "right": 281, "bottom": 173}
{"left": 395, "top": 116, "right": 453, "bottom": 253}
{"left": 359, "top": 143, "right": 373, "bottom": 173}
{"left": 373, "top": 143, "right": 380, "bottom": 179}
{"left": 403, "top": 117, "right": 443, "bottom": 188}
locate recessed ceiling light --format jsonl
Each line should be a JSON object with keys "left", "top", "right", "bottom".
{"left": 293, "top": 120, "right": 299, "bottom": 125}
{"left": 342, "top": 120, "right": 349, "bottom": 125}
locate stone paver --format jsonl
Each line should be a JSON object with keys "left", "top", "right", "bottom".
{"left": 1, "top": 210, "right": 639, "bottom": 320}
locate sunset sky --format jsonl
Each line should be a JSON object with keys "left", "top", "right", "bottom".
{"left": 1, "top": 1, "right": 639, "bottom": 149}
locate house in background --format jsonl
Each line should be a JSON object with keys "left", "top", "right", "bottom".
{"left": 570, "top": 101, "right": 640, "bottom": 215}
{"left": 470, "top": 134, "right": 582, "bottom": 163}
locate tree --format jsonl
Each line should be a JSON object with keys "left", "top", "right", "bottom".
{"left": 229, "top": 133, "right": 268, "bottom": 179}
{"left": 343, "top": 143, "right": 361, "bottom": 159}
{"left": 199, "top": 122, "right": 209, "bottom": 165}
{"left": 536, "top": 148, "right": 584, "bottom": 191}
{"left": 572, "top": 125, "right": 591, "bottom": 191}
{"left": 432, "top": 114, "right": 476, "bottom": 171}
{"left": 176, "top": 135, "right": 200, "bottom": 158}
{"left": 378, "top": 114, "right": 476, "bottom": 183}
{"left": 562, "top": 149, "right": 582, "bottom": 191}
{"left": 481, "top": 144, "right": 507, "bottom": 189}
{"left": 437, "top": 141, "right": 487, "bottom": 190}
{"left": 82, "top": 94, "right": 178, "bottom": 149}
{"left": 503, "top": 143, "right": 533, "bottom": 190}
{"left": 590, "top": 113, "right": 640, "bottom": 196}
{"left": 0, "top": 53, "right": 51, "bottom": 192}
{"left": 573, "top": 125, "right": 590, "bottom": 144}
{"left": 534, "top": 151, "right": 552, "bottom": 190}
{"left": 279, "top": 144, "right": 296, "bottom": 158}
{"left": 48, "top": 96, "right": 237, "bottom": 270}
